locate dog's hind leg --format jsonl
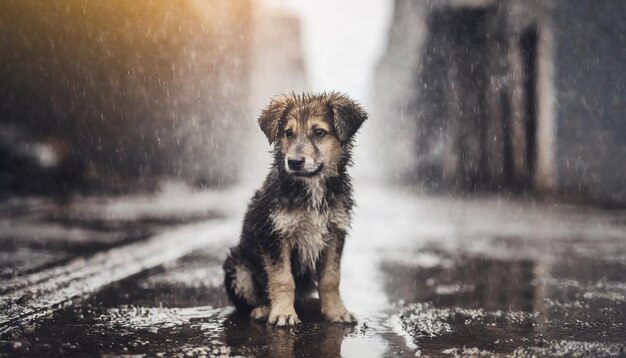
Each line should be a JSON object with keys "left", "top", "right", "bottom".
{"left": 223, "top": 250, "right": 262, "bottom": 313}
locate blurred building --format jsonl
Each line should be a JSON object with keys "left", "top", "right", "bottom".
{"left": 0, "top": 0, "right": 251, "bottom": 193}
{"left": 244, "top": 3, "right": 308, "bottom": 185}
{"left": 374, "top": 0, "right": 626, "bottom": 204}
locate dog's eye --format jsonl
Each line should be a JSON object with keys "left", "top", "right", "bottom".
{"left": 313, "top": 128, "right": 326, "bottom": 138}
{"left": 285, "top": 128, "right": 293, "bottom": 138}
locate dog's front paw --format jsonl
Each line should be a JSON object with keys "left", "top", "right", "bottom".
{"left": 267, "top": 308, "right": 300, "bottom": 327}
{"left": 323, "top": 307, "right": 357, "bottom": 324}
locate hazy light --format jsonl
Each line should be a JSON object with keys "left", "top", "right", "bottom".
{"left": 259, "top": 0, "right": 393, "bottom": 104}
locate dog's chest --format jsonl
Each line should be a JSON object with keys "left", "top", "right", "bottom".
{"left": 270, "top": 204, "right": 350, "bottom": 271}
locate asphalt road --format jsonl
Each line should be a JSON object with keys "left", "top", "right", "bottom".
{"left": 1, "top": 183, "right": 625, "bottom": 357}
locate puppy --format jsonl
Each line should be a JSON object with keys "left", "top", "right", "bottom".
{"left": 223, "top": 92, "right": 367, "bottom": 326}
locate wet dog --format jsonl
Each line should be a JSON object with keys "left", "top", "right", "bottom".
{"left": 223, "top": 92, "right": 367, "bottom": 326}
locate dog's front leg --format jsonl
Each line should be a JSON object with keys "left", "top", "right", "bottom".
{"left": 318, "top": 237, "right": 356, "bottom": 323}
{"left": 265, "top": 245, "right": 300, "bottom": 326}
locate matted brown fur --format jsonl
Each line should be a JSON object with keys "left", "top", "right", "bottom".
{"left": 223, "top": 92, "right": 367, "bottom": 326}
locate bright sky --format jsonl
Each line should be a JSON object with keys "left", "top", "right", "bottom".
{"left": 259, "top": 0, "right": 394, "bottom": 105}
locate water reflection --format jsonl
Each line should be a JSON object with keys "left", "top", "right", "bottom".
{"left": 379, "top": 246, "right": 626, "bottom": 356}
{"left": 224, "top": 314, "right": 354, "bottom": 357}
{"left": 382, "top": 254, "right": 538, "bottom": 312}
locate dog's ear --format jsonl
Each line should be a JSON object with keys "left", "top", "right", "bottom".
{"left": 258, "top": 95, "right": 291, "bottom": 144}
{"left": 327, "top": 93, "right": 367, "bottom": 143}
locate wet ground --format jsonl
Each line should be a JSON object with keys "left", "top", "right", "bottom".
{"left": 1, "top": 183, "right": 625, "bottom": 357}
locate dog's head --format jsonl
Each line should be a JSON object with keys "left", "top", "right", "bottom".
{"left": 258, "top": 92, "right": 367, "bottom": 178}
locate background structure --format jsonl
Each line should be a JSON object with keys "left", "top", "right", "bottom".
{"left": 0, "top": 1, "right": 625, "bottom": 356}
{"left": 373, "top": 0, "right": 626, "bottom": 204}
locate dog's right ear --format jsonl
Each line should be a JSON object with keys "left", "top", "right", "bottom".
{"left": 258, "top": 95, "right": 291, "bottom": 144}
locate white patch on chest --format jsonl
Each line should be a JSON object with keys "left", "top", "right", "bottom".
{"left": 303, "top": 177, "right": 326, "bottom": 210}
{"left": 271, "top": 209, "right": 328, "bottom": 271}
{"left": 270, "top": 203, "right": 351, "bottom": 272}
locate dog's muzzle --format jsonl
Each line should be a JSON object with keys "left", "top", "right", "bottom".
{"left": 293, "top": 164, "right": 323, "bottom": 177}
{"left": 287, "top": 162, "right": 324, "bottom": 177}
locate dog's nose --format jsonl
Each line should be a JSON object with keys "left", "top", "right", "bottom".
{"left": 287, "top": 158, "right": 305, "bottom": 170}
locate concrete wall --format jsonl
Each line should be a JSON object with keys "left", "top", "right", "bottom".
{"left": 244, "top": 6, "right": 308, "bottom": 185}
{"left": 551, "top": 1, "right": 626, "bottom": 203}
{"left": 371, "top": 0, "right": 426, "bottom": 183}
{"left": 374, "top": 0, "right": 626, "bottom": 203}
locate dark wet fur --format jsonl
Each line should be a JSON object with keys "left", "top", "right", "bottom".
{"left": 223, "top": 151, "right": 353, "bottom": 311}
{"left": 222, "top": 92, "right": 365, "bottom": 314}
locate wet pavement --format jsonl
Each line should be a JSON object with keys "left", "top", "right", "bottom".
{"left": 1, "top": 183, "right": 625, "bottom": 357}
{"left": 0, "top": 182, "right": 225, "bottom": 279}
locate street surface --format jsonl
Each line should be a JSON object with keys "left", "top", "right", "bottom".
{"left": 1, "top": 182, "right": 625, "bottom": 357}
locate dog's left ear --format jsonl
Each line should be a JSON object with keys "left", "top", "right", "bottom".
{"left": 327, "top": 94, "right": 367, "bottom": 143}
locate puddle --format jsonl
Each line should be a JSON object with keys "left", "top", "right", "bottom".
{"left": 88, "top": 250, "right": 231, "bottom": 309}
{"left": 2, "top": 189, "right": 626, "bottom": 357}
{"left": 380, "top": 245, "right": 626, "bottom": 357}
{"left": 0, "top": 195, "right": 224, "bottom": 281}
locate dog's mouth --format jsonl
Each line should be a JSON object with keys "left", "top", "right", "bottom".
{"left": 292, "top": 164, "right": 324, "bottom": 177}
